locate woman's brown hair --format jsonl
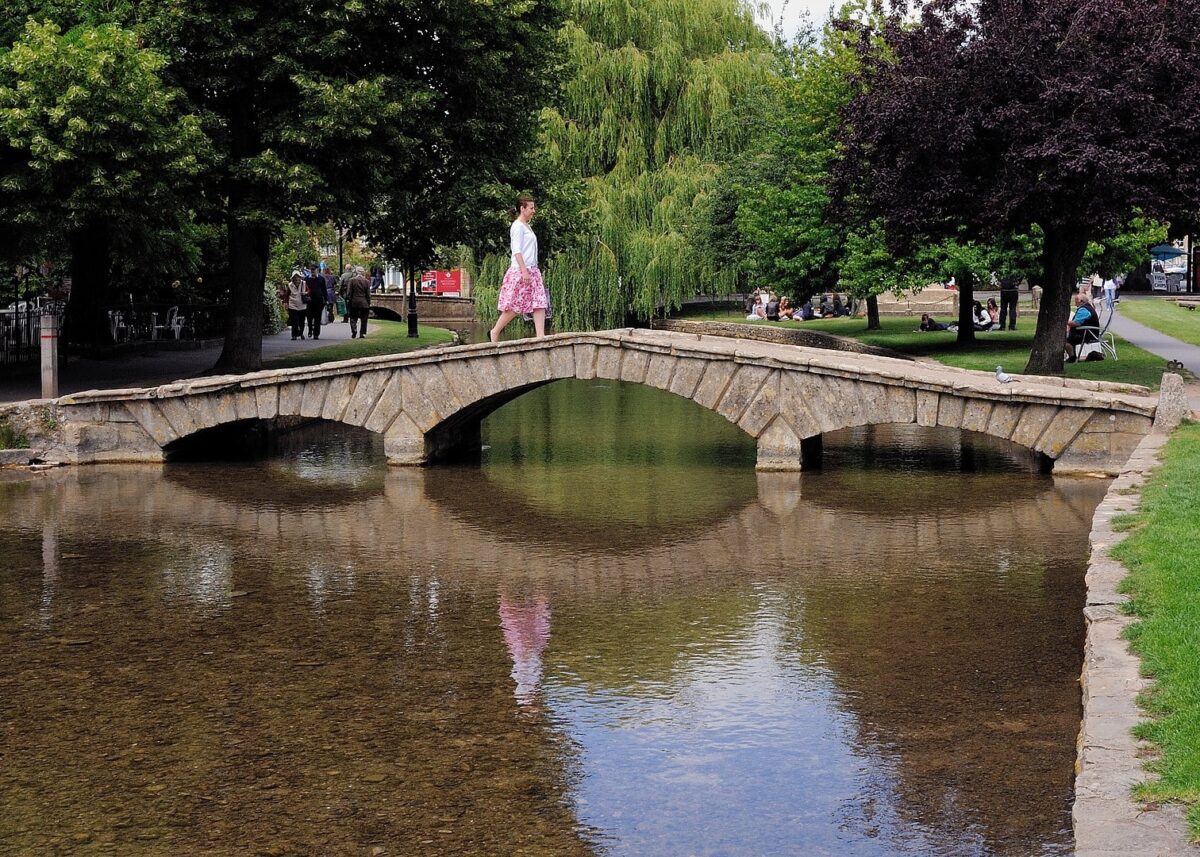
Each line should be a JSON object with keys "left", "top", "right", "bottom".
{"left": 509, "top": 194, "right": 535, "bottom": 221}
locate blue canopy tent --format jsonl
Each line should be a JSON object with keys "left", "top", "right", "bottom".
{"left": 1150, "top": 243, "right": 1187, "bottom": 260}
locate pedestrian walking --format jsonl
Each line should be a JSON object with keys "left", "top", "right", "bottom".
{"left": 490, "top": 194, "right": 547, "bottom": 342}
{"left": 346, "top": 268, "right": 372, "bottom": 338}
{"left": 304, "top": 265, "right": 326, "bottom": 339}
{"left": 1102, "top": 275, "right": 1118, "bottom": 312}
{"left": 280, "top": 271, "right": 307, "bottom": 340}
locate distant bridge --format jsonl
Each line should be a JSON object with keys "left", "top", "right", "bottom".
{"left": 13, "top": 330, "right": 1168, "bottom": 474}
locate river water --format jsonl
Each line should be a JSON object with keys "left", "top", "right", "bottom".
{"left": 0, "top": 379, "right": 1106, "bottom": 856}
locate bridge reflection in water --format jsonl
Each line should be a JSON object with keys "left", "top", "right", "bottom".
{"left": 0, "top": 383, "right": 1103, "bottom": 856}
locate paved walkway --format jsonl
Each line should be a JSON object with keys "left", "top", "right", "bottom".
{"left": 0, "top": 317, "right": 358, "bottom": 404}
{"left": 1106, "top": 298, "right": 1200, "bottom": 415}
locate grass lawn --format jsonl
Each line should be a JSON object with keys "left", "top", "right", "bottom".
{"left": 678, "top": 309, "right": 1173, "bottom": 389}
{"left": 1112, "top": 422, "right": 1200, "bottom": 836}
{"left": 1119, "top": 299, "right": 1200, "bottom": 348}
{"left": 264, "top": 320, "right": 456, "bottom": 370}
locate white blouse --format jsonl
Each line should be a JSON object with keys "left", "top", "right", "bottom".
{"left": 510, "top": 219, "right": 538, "bottom": 271}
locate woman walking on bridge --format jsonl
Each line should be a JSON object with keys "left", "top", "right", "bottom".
{"left": 490, "top": 194, "right": 547, "bottom": 342}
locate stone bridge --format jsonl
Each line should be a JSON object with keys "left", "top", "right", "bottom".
{"left": 8, "top": 329, "right": 1170, "bottom": 474}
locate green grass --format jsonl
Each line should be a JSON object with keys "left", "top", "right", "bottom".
{"left": 1112, "top": 422, "right": 1200, "bottom": 835}
{"left": 1119, "top": 299, "right": 1200, "bottom": 348}
{"left": 263, "top": 320, "right": 456, "bottom": 370}
{"left": 678, "top": 309, "right": 1173, "bottom": 389}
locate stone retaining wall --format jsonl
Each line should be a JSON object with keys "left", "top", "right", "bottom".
{"left": 651, "top": 318, "right": 908, "bottom": 360}
{"left": 1074, "top": 417, "right": 1198, "bottom": 854}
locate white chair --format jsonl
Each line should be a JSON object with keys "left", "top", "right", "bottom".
{"left": 154, "top": 306, "right": 185, "bottom": 340}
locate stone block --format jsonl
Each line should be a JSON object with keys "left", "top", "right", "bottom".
{"left": 190, "top": 393, "right": 219, "bottom": 433}
{"left": 825, "top": 376, "right": 868, "bottom": 429}
{"left": 299, "top": 379, "right": 330, "bottom": 418}
{"left": 755, "top": 416, "right": 803, "bottom": 472}
{"left": 667, "top": 358, "right": 706, "bottom": 399}
{"left": 255, "top": 385, "right": 280, "bottom": 420}
{"left": 495, "top": 353, "right": 527, "bottom": 389}
{"left": 234, "top": 389, "right": 259, "bottom": 422}
{"left": 619, "top": 349, "right": 651, "bottom": 385}
{"left": 859, "top": 383, "right": 893, "bottom": 425}
{"left": 738, "top": 371, "right": 780, "bottom": 437}
{"left": 716, "top": 365, "right": 770, "bottom": 424}
{"left": 644, "top": 353, "right": 676, "bottom": 391}
{"left": 277, "top": 381, "right": 305, "bottom": 417}
{"left": 1153, "top": 372, "right": 1188, "bottom": 429}
{"left": 343, "top": 371, "right": 391, "bottom": 427}
{"left": 1010, "top": 404, "right": 1059, "bottom": 449}
{"left": 0, "top": 448, "right": 34, "bottom": 466}
{"left": 442, "top": 363, "right": 483, "bottom": 412}
{"left": 693, "top": 361, "right": 737, "bottom": 410}
{"left": 573, "top": 344, "right": 598, "bottom": 380}
{"left": 155, "top": 396, "right": 199, "bottom": 439}
{"left": 212, "top": 392, "right": 241, "bottom": 426}
{"left": 123, "top": 400, "right": 178, "bottom": 447}
{"left": 410, "top": 364, "right": 459, "bottom": 422}
{"left": 547, "top": 344, "right": 576, "bottom": 380}
{"left": 594, "top": 345, "right": 622, "bottom": 380}
{"left": 915, "top": 390, "right": 939, "bottom": 427}
{"left": 985, "top": 402, "right": 1024, "bottom": 439}
{"left": 959, "top": 399, "right": 993, "bottom": 434}
{"left": 321, "top": 375, "right": 356, "bottom": 423}
{"left": 779, "top": 373, "right": 823, "bottom": 439}
{"left": 1034, "top": 408, "right": 1095, "bottom": 457}
{"left": 936, "top": 394, "right": 966, "bottom": 430}
{"left": 522, "top": 348, "right": 553, "bottom": 383}
{"left": 470, "top": 357, "right": 504, "bottom": 400}
{"left": 365, "top": 373, "right": 406, "bottom": 434}
{"left": 396, "top": 369, "right": 439, "bottom": 432}
{"left": 885, "top": 386, "right": 916, "bottom": 425}
{"left": 65, "top": 422, "right": 163, "bottom": 463}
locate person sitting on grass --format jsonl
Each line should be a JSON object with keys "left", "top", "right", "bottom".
{"left": 986, "top": 297, "right": 1000, "bottom": 326}
{"left": 1064, "top": 293, "right": 1101, "bottom": 362}
{"left": 919, "top": 313, "right": 950, "bottom": 332}
{"left": 972, "top": 300, "right": 994, "bottom": 331}
{"left": 798, "top": 300, "right": 815, "bottom": 321}
{"left": 765, "top": 293, "right": 781, "bottom": 321}
{"left": 778, "top": 296, "right": 794, "bottom": 319}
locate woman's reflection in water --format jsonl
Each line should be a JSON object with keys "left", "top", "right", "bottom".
{"left": 499, "top": 589, "right": 551, "bottom": 706}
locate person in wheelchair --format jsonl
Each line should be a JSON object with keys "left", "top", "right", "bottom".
{"left": 1064, "top": 293, "right": 1101, "bottom": 362}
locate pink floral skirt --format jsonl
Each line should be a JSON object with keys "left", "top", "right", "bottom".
{"left": 498, "top": 266, "right": 549, "bottom": 314}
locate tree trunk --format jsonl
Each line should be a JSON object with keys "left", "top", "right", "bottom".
{"left": 865, "top": 294, "right": 881, "bottom": 330}
{"left": 64, "top": 216, "right": 112, "bottom": 351}
{"left": 1024, "top": 225, "right": 1090, "bottom": 376}
{"left": 212, "top": 218, "right": 270, "bottom": 373}
{"left": 955, "top": 268, "right": 975, "bottom": 345}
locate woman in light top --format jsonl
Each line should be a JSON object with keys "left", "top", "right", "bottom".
{"left": 490, "top": 194, "right": 547, "bottom": 342}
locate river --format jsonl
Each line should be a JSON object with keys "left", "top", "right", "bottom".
{"left": 0, "top": 379, "right": 1106, "bottom": 855}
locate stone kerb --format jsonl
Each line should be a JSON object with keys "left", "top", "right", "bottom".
{"left": 31, "top": 329, "right": 1162, "bottom": 470}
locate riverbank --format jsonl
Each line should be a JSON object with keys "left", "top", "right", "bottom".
{"left": 677, "top": 311, "right": 1176, "bottom": 389}
{"left": 1113, "top": 422, "right": 1200, "bottom": 836}
{"left": 1118, "top": 299, "right": 1200, "bottom": 349}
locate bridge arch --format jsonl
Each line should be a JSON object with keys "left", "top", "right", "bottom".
{"left": 48, "top": 330, "right": 1161, "bottom": 474}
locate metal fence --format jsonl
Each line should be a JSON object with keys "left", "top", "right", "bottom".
{"left": 0, "top": 302, "right": 40, "bottom": 371}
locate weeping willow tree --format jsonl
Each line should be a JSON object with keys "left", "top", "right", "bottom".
{"left": 475, "top": 0, "right": 772, "bottom": 330}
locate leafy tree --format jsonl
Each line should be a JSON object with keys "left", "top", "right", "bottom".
{"left": 0, "top": 20, "right": 208, "bottom": 347}
{"left": 536, "top": 0, "right": 774, "bottom": 328}
{"left": 143, "top": 0, "right": 561, "bottom": 371}
{"left": 838, "top": 0, "right": 1200, "bottom": 373}
{"left": 1079, "top": 216, "right": 1168, "bottom": 280}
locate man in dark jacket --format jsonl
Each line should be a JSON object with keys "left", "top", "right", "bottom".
{"left": 304, "top": 264, "right": 327, "bottom": 339}
{"left": 345, "top": 268, "right": 372, "bottom": 339}
{"left": 998, "top": 275, "right": 1020, "bottom": 330}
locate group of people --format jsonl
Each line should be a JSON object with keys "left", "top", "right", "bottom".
{"left": 280, "top": 264, "right": 373, "bottom": 341}
{"left": 745, "top": 289, "right": 851, "bottom": 322}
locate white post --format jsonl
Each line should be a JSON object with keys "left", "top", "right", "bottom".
{"left": 40, "top": 310, "right": 59, "bottom": 399}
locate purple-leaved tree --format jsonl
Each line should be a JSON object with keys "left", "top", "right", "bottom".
{"left": 837, "top": 0, "right": 1200, "bottom": 374}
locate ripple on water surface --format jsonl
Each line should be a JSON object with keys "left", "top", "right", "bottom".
{"left": 0, "top": 380, "right": 1105, "bottom": 855}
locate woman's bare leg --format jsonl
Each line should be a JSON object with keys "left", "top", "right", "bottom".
{"left": 490, "top": 311, "right": 519, "bottom": 343}
{"left": 532, "top": 308, "right": 546, "bottom": 338}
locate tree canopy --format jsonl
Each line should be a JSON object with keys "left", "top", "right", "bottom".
{"left": 837, "top": 0, "right": 1200, "bottom": 373}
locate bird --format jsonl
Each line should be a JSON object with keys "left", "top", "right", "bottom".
{"left": 996, "top": 365, "right": 1014, "bottom": 384}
